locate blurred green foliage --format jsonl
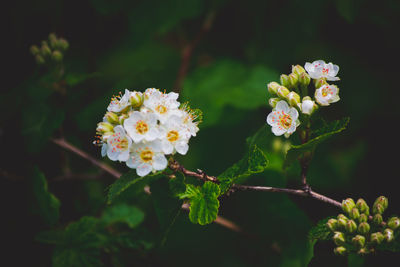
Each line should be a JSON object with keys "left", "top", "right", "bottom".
{"left": 3, "top": 0, "right": 400, "bottom": 266}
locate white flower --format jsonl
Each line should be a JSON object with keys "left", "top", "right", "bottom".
{"left": 266, "top": 100, "right": 299, "bottom": 137}
{"left": 315, "top": 84, "right": 340, "bottom": 106}
{"left": 123, "top": 111, "right": 159, "bottom": 143}
{"left": 126, "top": 141, "right": 168, "bottom": 177}
{"left": 176, "top": 109, "right": 199, "bottom": 137}
{"left": 143, "top": 88, "right": 181, "bottom": 123}
{"left": 107, "top": 89, "right": 132, "bottom": 113}
{"left": 301, "top": 99, "right": 317, "bottom": 115}
{"left": 304, "top": 60, "right": 340, "bottom": 81}
{"left": 106, "top": 125, "right": 132, "bottom": 161}
{"left": 159, "top": 115, "right": 191, "bottom": 155}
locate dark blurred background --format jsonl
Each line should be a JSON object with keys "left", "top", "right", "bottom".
{"left": 2, "top": 0, "right": 400, "bottom": 266}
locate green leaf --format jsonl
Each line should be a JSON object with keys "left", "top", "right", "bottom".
{"left": 183, "top": 60, "right": 278, "bottom": 127}
{"left": 347, "top": 253, "right": 365, "bottom": 267}
{"left": 218, "top": 145, "right": 269, "bottom": 193}
{"left": 308, "top": 217, "right": 334, "bottom": 242}
{"left": 101, "top": 203, "right": 145, "bottom": 228}
{"left": 284, "top": 117, "right": 350, "bottom": 169}
{"left": 186, "top": 182, "right": 220, "bottom": 225}
{"left": 31, "top": 166, "right": 60, "bottom": 226}
{"left": 107, "top": 170, "right": 163, "bottom": 204}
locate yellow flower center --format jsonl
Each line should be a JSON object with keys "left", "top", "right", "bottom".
{"left": 116, "top": 138, "right": 129, "bottom": 150}
{"left": 155, "top": 105, "right": 167, "bottom": 114}
{"left": 167, "top": 130, "right": 179, "bottom": 142}
{"left": 136, "top": 120, "right": 149, "bottom": 134}
{"left": 279, "top": 114, "right": 292, "bottom": 129}
{"left": 322, "top": 86, "right": 332, "bottom": 97}
{"left": 140, "top": 149, "right": 154, "bottom": 163}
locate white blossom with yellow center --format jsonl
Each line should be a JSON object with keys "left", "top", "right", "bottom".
{"left": 315, "top": 84, "right": 340, "bottom": 106}
{"left": 106, "top": 125, "right": 132, "bottom": 161}
{"left": 159, "top": 115, "right": 191, "bottom": 155}
{"left": 304, "top": 60, "right": 340, "bottom": 81}
{"left": 266, "top": 100, "right": 299, "bottom": 137}
{"left": 107, "top": 89, "right": 132, "bottom": 113}
{"left": 126, "top": 141, "right": 168, "bottom": 177}
{"left": 123, "top": 111, "right": 159, "bottom": 142}
{"left": 142, "top": 88, "right": 181, "bottom": 123}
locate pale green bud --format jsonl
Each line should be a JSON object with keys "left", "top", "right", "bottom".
{"left": 280, "top": 74, "right": 291, "bottom": 88}
{"left": 388, "top": 217, "right": 400, "bottom": 230}
{"left": 373, "top": 203, "right": 385, "bottom": 215}
{"left": 130, "top": 92, "right": 144, "bottom": 109}
{"left": 30, "top": 45, "right": 40, "bottom": 55}
{"left": 292, "top": 65, "right": 306, "bottom": 75}
{"left": 350, "top": 208, "right": 360, "bottom": 220}
{"left": 48, "top": 33, "right": 58, "bottom": 48}
{"left": 267, "top": 82, "right": 280, "bottom": 95}
{"left": 356, "top": 198, "right": 370, "bottom": 215}
{"left": 342, "top": 198, "right": 356, "bottom": 214}
{"left": 314, "top": 78, "right": 327, "bottom": 89}
{"left": 58, "top": 38, "right": 69, "bottom": 51}
{"left": 277, "top": 86, "right": 290, "bottom": 99}
{"left": 41, "top": 42, "right": 52, "bottom": 56}
{"left": 105, "top": 112, "right": 119, "bottom": 124}
{"left": 268, "top": 98, "right": 280, "bottom": 108}
{"left": 288, "top": 73, "right": 299, "bottom": 88}
{"left": 358, "top": 213, "right": 368, "bottom": 223}
{"left": 333, "top": 231, "right": 346, "bottom": 246}
{"left": 326, "top": 218, "right": 338, "bottom": 232}
{"left": 51, "top": 50, "right": 63, "bottom": 62}
{"left": 286, "top": 91, "right": 300, "bottom": 107}
{"left": 370, "top": 232, "right": 384, "bottom": 245}
{"left": 358, "top": 222, "right": 370, "bottom": 234}
{"left": 352, "top": 235, "right": 366, "bottom": 248}
{"left": 96, "top": 122, "right": 114, "bottom": 134}
{"left": 299, "top": 72, "right": 311, "bottom": 87}
{"left": 373, "top": 214, "right": 383, "bottom": 225}
{"left": 345, "top": 219, "right": 357, "bottom": 233}
{"left": 357, "top": 248, "right": 368, "bottom": 255}
{"left": 337, "top": 214, "right": 348, "bottom": 229}
{"left": 334, "top": 246, "right": 347, "bottom": 256}
{"left": 374, "top": 196, "right": 388, "bottom": 211}
{"left": 384, "top": 228, "right": 394, "bottom": 242}
{"left": 35, "top": 54, "right": 45, "bottom": 64}
{"left": 119, "top": 114, "right": 128, "bottom": 125}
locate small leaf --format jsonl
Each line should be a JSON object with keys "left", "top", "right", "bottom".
{"left": 308, "top": 217, "right": 334, "bottom": 242}
{"left": 101, "top": 203, "right": 145, "bottom": 228}
{"left": 31, "top": 166, "right": 60, "bottom": 226}
{"left": 284, "top": 117, "right": 350, "bottom": 168}
{"left": 187, "top": 182, "right": 220, "bottom": 225}
{"left": 218, "top": 145, "right": 269, "bottom": 193}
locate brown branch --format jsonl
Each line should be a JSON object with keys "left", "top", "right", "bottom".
{"left": 173, "top": 11, "right": 216, "bottom": 92}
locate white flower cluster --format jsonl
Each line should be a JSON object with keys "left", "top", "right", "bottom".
{"left": 266, "top": 60, "right": 341, "bottom": 137}
{"left": 95, "top": 88, "right": 200, "bottom": 177}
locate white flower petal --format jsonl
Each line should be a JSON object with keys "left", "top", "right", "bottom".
{"left": 288, "top": 107, "right": 299, "bottom": 121}
{"left": 271, "top": 126, "right": 286, "bottom": 136}
{"left": 136, "top": 163, "right": 152, "bottom": 177}
{"left": 275, "top": 100, "right": 289, "bottom": 112}
{"left": 266, "top": 112, "right": 278, "bottom": 126}
{"left": 152, "top": 154, "right": 168, "bottom": 170}
{"left": 161, "top": 140, "right": 174, "bottom": 154}
{"left": 175, "top": 141, "right": 189, "bottom": 155}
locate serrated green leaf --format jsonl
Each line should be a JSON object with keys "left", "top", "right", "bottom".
{"left": 187, "top": 182, "right": 220, "bottom": 225}
{"left": 101, "top": 203, "right": 145, "bottom": 228}
{"left": 284, "top": 117, "right": 350, "bottom": 169}
{"left": 107, "top": 170, "right": 163, "bottom": 204}
{"left": 308, "top": 217, "right": 334, "bottom": 242}
{"left": 218, "top": 145, "right": 269, "bottom": 193}
{"left": 31, "top": 166, "right": 60, "bottom": 226}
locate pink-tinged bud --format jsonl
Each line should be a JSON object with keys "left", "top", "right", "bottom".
{"left": 267, "top": 82, "right": 280, "bottom": 95}
{"left": 358, "top": 222, "right": 370, "bottom": 234}
{"left": 51, "top": 50, "right": 63, "bottom": 62}
{"left": 48, "top": 33, "right": 58, "bottom": 48}
{"left": 358, "top": 213, "right": 368, "bottom": 223}
{"left": 105, "top": 112, "right": 119, "bottom": 124}
{"left": 374, "top": 196, "right": 388, "bottom": 211}
{"left": 350, "top": 208, "right": 360, "bottom": 220}
{"left": 268, "top": 98, "right": 280, "bottom": 108}
{"left": 30, "top": 45, "right": 40, "bottom": 55}
{"left": 286, "top": 91, "right": 300, "bottom": 107}
{"left": 384, "top": 228, "right": 394, "bottom": 242}
{"left": 388, "top": 217, "right": 400, "bottom": 230}
{"left": 41, "top": 41, "right": 52, "bottom": 56}
{"left": 35, "top": 55, "right": 45, "bottom": 64}
{"left": 345, "top": 219, "right": 357, "bottom": 233}
{"left": 280, "top": 74, "right": 291, "bottom": 88}
{"left": 373, "top": 214, "right": 383, "bottom": 225}
{"left": 337, "top": 214, "right": 348, "bottom": 229}
{"left": 342, "top": 198, "right": 356, "bottom": 214}
{"left": 130, "top": 92, "right": 144, "bottom": 108}
{"left": 370, "top": 232, "right": 384, "bottom": 245}
{"left": 314, "top": 78, "right": 327, "bottom": 89}
{"left": 373, "top": 203, "right": 385, "bottom": 215}
{"left": 326, "top": 218, "right": 338, "bottom": 232}
{"left": 333, "top": 231, "right": 346, "bottom": 246}
{"left": 299, "top": 72, "right": 311, "bottom": 87}
{"left": 292, "top": 65, "right": 306, "bottom": 75}
{"left": 288, "top": 73, "right": 299, "bottom": 88}
{"left": 352, "top": 235, "right": 366, "bottom": 248}
{"left": 356, "top": 198, "right": 370, "bottom": 215}
{"left": 58, "top": 38, "right": 69, "bottom": 51}
{"left": 334, "top": 246, "right": 347, "bottom": 256}
{"left": 277, "top": 86, "right": 290, "bottom": 99}
{"left": 96, "top": 122, "right": 114, "bottom": 134}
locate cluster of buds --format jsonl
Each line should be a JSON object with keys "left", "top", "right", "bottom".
{"left": 326, "top": 196, "right": 399, "bottom": 255}
{"left": 30, "top": 33, "right": 69, "bottom": 65}
{"left": 266, "top": 60, "right": 340, "bottom": 138}
{"left": 94, "top": 88, "right": 200, "bottom": 177}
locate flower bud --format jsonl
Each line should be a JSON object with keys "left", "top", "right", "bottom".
{"left": 384, "top": 228, "right": 394, "bottom": 242}
{"left": 286, "top": 91, "right": 300, "bottom": 107}
{"left": 337, "top": 214, "right": 348, "bottom": 229}
{"left": 374, "top": 196, "right": 388, "bottom": 211}
{"left": 51, "top": 50, "right": 63, "bottom": 62}
{"left": 342, "top": 198, "right": 356, "bottom": 214}
{"left": 357, "top": 248, "right": 368, "bottom": 255}
{"left": 288, "top": 73, "right": 299, "bottom": 88}
{"left": 118, "top": 114, "right": 129, "bottom": 125}
{"left": 356, "top": 198, "right": 370, "bottom": 215}
{"left": 35, "top": 55, "right": 45, "bottom": 64}
{"left": 280, "top": 74, "right": 291, "bottom": 88}
{"left": 352, "top": 235, "right": 366, "bottom": 248}
{"left": 350, "top": 208, "right": 360, "bottom": 220}
{"left": 267, "top": 82, "right": 280, "bottom": 95}
{"left": 301, "top": 96, "right": 317, "bottom": 115}
{"left": 345, "top": 219, "right": 357, "bottom": 233}
{"left": 48, "top": 33, "right": 58, "bottom": 48}
{"left": 358, "top": 222, "right": 370, "bottom": 234}
{"left": 373, "top": 203, "right": 385, "bottom": 215}
{"left": 333, "top": 231, "right": 346, "bottom": 246}
{"left": 268, "top": 98, "right": 280, "bottom": 108}
{"left": 96, "top": 122, "right": 114, "bottom": 134}
{"left": 370, "top": 232, "right": 384, "bottom": 245}
{"left": 58, "top": 38, "right": 69, "bottom": 51}
{"left": 373, "top": 214, "right": 383, "bottom": 225}
{"left": 299, "top": 72, "right": 311, "bottom": 87}
{"left": 277, "top": 86, "right": 290, "bottom": 99}
{"left": 334, "top": 246, "right": 347, "bottom": 256}
{"left": 314, "top": 78, "right": 327, "bottom": 89}
{"left": 30, "top": 45, "right": 40, "bottom": 55}
{"left": 388, "top": 217, "right": 400, "bottom": 230}
{"left": 292, "top": 65, "right": 306, "bottom": 75}
{"left": 327, "top": 218, "right": 338, "bottom": 232}
{"left": 130, "top": 91, "right": 144, "bottom": 108}
{"left": 358, "top": 213, "right": 368, "bottom": 223}
{"left": 41, "top": 42, "right": 52, "bottom": 57}
{"left": 105, "top": 112, "right": 119, "bottom": 124}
